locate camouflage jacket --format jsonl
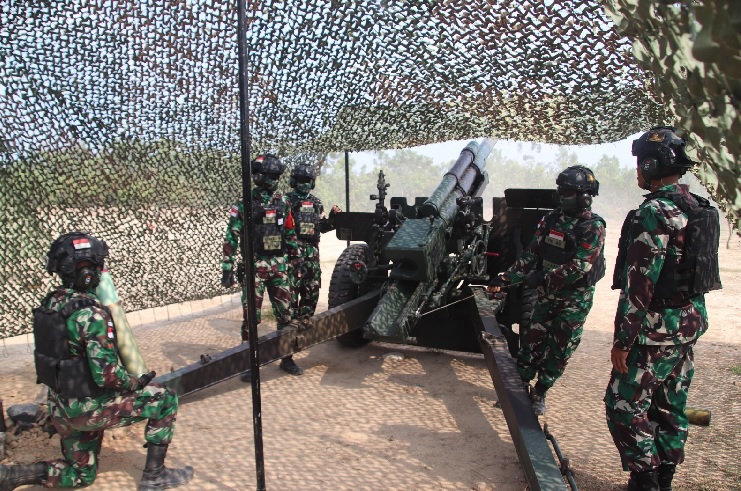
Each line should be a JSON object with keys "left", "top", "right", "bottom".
{"left": 503, "top": 207, "right": 606, "bottom": 297}
{"left": 221, "top": 188, "right": 298, "bottom": 271}
{"left": 613, "top": 184, "right": 708, "bottom": 350}
{"left": 44, "top": 288, "right": 139, "bottom": 392}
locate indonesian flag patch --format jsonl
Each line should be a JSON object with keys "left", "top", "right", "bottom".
{"left": 265, "top": 209, "right": 276, "bottom": 223}
{"left": 545, "top": 229, "right": 565, "bottom": 248}
{"left": 230, "top": 205, "right": 239, "bottom": 217}
{"left": 73, "top": 238, "right": 91, "bottom": 249}
{"left": 301, "top": 201, "right": 314, "bottom": 213}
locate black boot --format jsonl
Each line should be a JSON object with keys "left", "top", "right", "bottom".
{"left": 0, "top": 462, "right": 46, "bottom": 491}
{"left": 279, "top": 356, "right": 304, "bottom": 376}
{"left": 627, "top": 470, "right": 659, "bottom": 491}
{"left": 658, "top": 463, "right": 675, "bottom": 491}
{"left": 139, "top": 444, "right": 194, "bottom": 491}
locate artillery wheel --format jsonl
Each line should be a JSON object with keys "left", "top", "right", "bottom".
{"left": 329, "top": 243, "right": 372, "bottom": 347}
{"left": 520, "top": 286, "right": 538, "bottom": 327}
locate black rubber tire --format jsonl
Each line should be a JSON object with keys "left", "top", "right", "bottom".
{"left": 519, "top": 286, "right": 539, "bottom": 327}
{"left": 329, "top": 244, "right": 372, "bottom": 347}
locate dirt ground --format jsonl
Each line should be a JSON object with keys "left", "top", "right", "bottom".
{"left": 2, "top": 229, "right": 740, "bottom": 491}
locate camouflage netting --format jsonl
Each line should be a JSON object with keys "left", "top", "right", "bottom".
{"left": 0, "top": 0, "right": 738, "bottom": 338}
{"left": 606, "top": 0, "right": 740, "bottom": 230}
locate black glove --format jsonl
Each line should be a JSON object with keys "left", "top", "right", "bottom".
{"left": 221, "top": 269, "right": 235, "bottom": 288}
{"left": 137, "top": 371, "right": 156, "bottom": 389}
{"left": 489, "top": 274, "right": 509, "bottom": 288}
{"left": 524, "top": 270, "right": 545, "bottom": 287}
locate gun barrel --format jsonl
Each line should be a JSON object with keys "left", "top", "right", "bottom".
{"left": 419, "top": 138, "right": 495, "bottom": 221}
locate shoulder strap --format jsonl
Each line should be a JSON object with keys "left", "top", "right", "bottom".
{"left": 60, "top": 296, "right": 100, "bottom": 319}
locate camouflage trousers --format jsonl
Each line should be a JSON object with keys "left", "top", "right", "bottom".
{"left": 241, "top": 255, "right": 294, "bottom": 334}
{"left": 289, "top": 243, "right": 321, "bottom": 318}
{"left": 44, "top": 384, "right": 178, "bottom": 487}
{"left": 604, "top": 342, "right": 695, "bottom": 472}
{"left": 517, "top": 291, "right": 593, "bottom": 390}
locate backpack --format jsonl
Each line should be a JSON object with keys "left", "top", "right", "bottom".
{"left": 652, "top": 192, "right": 722, "bottom": 297}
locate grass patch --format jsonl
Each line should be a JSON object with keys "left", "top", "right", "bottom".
{"left": 730, "top": 366, "right": 741, "bottom": 375}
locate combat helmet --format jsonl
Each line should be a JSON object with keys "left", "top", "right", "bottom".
{"left": 46, "top": 232, "right": 108, "bottom": 291}
{"left": 556, "top": 165, "right": 599, "bottom": 213}
{"left": 632, "top": 126, "right": 695, "bottom": 185}
{"left": 251, "top": 154, "right": 285, "bottom": 192}
{"left": 289, "top": 164, "right": 317, "bottom": 191}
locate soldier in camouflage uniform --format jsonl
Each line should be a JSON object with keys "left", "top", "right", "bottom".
{"left": 221, "top": 154, "right": 304, "bottom": 376}
{"left": 606, "top": 127, "right": 721, "bottom": 491}
{"left": 489, "top": 166, "right": 606, "bottom": 415}
{"left": 285, "top": 164, "right": 341, "bottom": 318}
{"left": 0, "top": 232, "right": 193, "bottom": 491}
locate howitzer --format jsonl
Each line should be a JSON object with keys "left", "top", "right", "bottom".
{"left": 329, "top": 139, "right": 496, "bottom": 349}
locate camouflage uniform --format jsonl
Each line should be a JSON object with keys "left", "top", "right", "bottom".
{"left": 605, "top": 184, "right": 708, "bottom": 473}
{"left": 222, "top": 187, "right": 298, "bottom": 333}
{"left": 285, "top": 190, "right": 335, "bottom": 318}
{"left": 41, "top": 288, "right": 178, "bottom": 488}
{"left": 503, "top": 207, "right": 605, "bottom": 391}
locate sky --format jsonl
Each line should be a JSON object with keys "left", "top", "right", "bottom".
{"left": 353, "top": 134, "right": 643, "bottom": 169}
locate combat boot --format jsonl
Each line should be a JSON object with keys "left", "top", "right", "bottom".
{"left": 0, "top": 462, "right": 46, "bottom": 490}
{"left": 139, "top": 444, "right": 194, "bottom": 491}
{"left": 658, "top": 463, "right": 675, "bottom": 491}
{"left": 530, "top": 390, "right": 546, "bottom": 415}
{"left": 627, "top": 470, "right": 659, "bottom": 491}
{"left": 279, "top": 356, "right": 304, "bottom": 376}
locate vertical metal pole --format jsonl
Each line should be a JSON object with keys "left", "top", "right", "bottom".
{"left": 344, "top": 150, "right": 350, "bottom": 246}
{"left": 236, "top": 2, "right": 266, "bottom": 490}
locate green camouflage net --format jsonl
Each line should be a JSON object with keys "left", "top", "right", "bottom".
{"left": 0, "top": 0, "right": 737, "bottom": 338}
{"left": 606, "top": 0, "right": 740, "bottom": 230}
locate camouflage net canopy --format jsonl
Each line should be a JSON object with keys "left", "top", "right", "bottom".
{"left": 0, "top": 0, "right": 738, "bottom": 338}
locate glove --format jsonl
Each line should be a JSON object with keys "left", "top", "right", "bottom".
{"left": 136, "top": 371, "right": 156, "bottom": 389}
{"left": 524, "top": 270, "right": 545, "bottom": 287}
{"left": 488, "top": 274, "right": 509, "bottom": 288}
{"left": 221, "top": 269, "right": 235, "bottom": 288}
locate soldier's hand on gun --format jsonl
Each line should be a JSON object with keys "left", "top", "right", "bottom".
{"left": 487, "top": 273, "right": 509, "bottom": 293}
{"left": 221, "top": 269, "right": 235, "bottom": 288}
{"left": 137, "top": 371, "right": 156, "bottom": 389}
{"left": 329, "top": 204, "right": 342, "bottom": 218}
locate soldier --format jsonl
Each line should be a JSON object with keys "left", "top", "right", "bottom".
{"left": 0, "top": 232, "right": 193, "bottom": 491}
{"left": 221, "top": 154, "right": 304, "bottom": 377}
{"left": 285, "top": 164, "right": 341, "bottom": 319}
{"left": 605, "top": 127, "right": 721, "bottom": 491}
{"left": 489, "top": 165, "right": 606, "bottom": 415}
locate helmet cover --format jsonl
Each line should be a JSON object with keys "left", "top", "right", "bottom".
{"left": 290, "top": 164, "right": 317, "bottom": 192}
{"left": 46, "top": 232, "right": 108, "bottom": 290}
{"left": 631, "top": 126, "right": 695, "bottom": 181}
{"left": 556, "top": 165, "right": 599, "bottom": 196}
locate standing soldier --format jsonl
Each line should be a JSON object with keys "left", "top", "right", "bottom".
{"left": 605, "top": 127, "right": 721, "bottom": 491}
{"left": 0, "top": 232, "right": 193, "bottom": 490}
{"left": 221, "top": 154, "right": 304, "bottom": 376}
{"left": 488, "top": 165, "right": 606, "bottom": 415}
{"left": 285, "top": 164, "right": 341, "bottom": 319}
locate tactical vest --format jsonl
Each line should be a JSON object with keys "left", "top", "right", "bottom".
{"left": 538, "top": 209, "right": 606, "bottom": 288}
{"left": 252, "top": 195, "right": 287, "bottom": 256}
{"left": 622, "top": 191, "right": 721, "bottom": 298}
{"left": 33, "top": 293, "right": 112, "bottom": 398}
{"left": 290, "top": 194, "right": 322, "bottom": 243}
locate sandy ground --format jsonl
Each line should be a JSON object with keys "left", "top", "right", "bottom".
{"left": 2, "top": 229, "right": 740, "bottom": 491}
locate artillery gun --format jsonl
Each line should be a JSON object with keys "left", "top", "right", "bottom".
{"left": 329, "top": 139, "right": 496, "bottom": 350}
